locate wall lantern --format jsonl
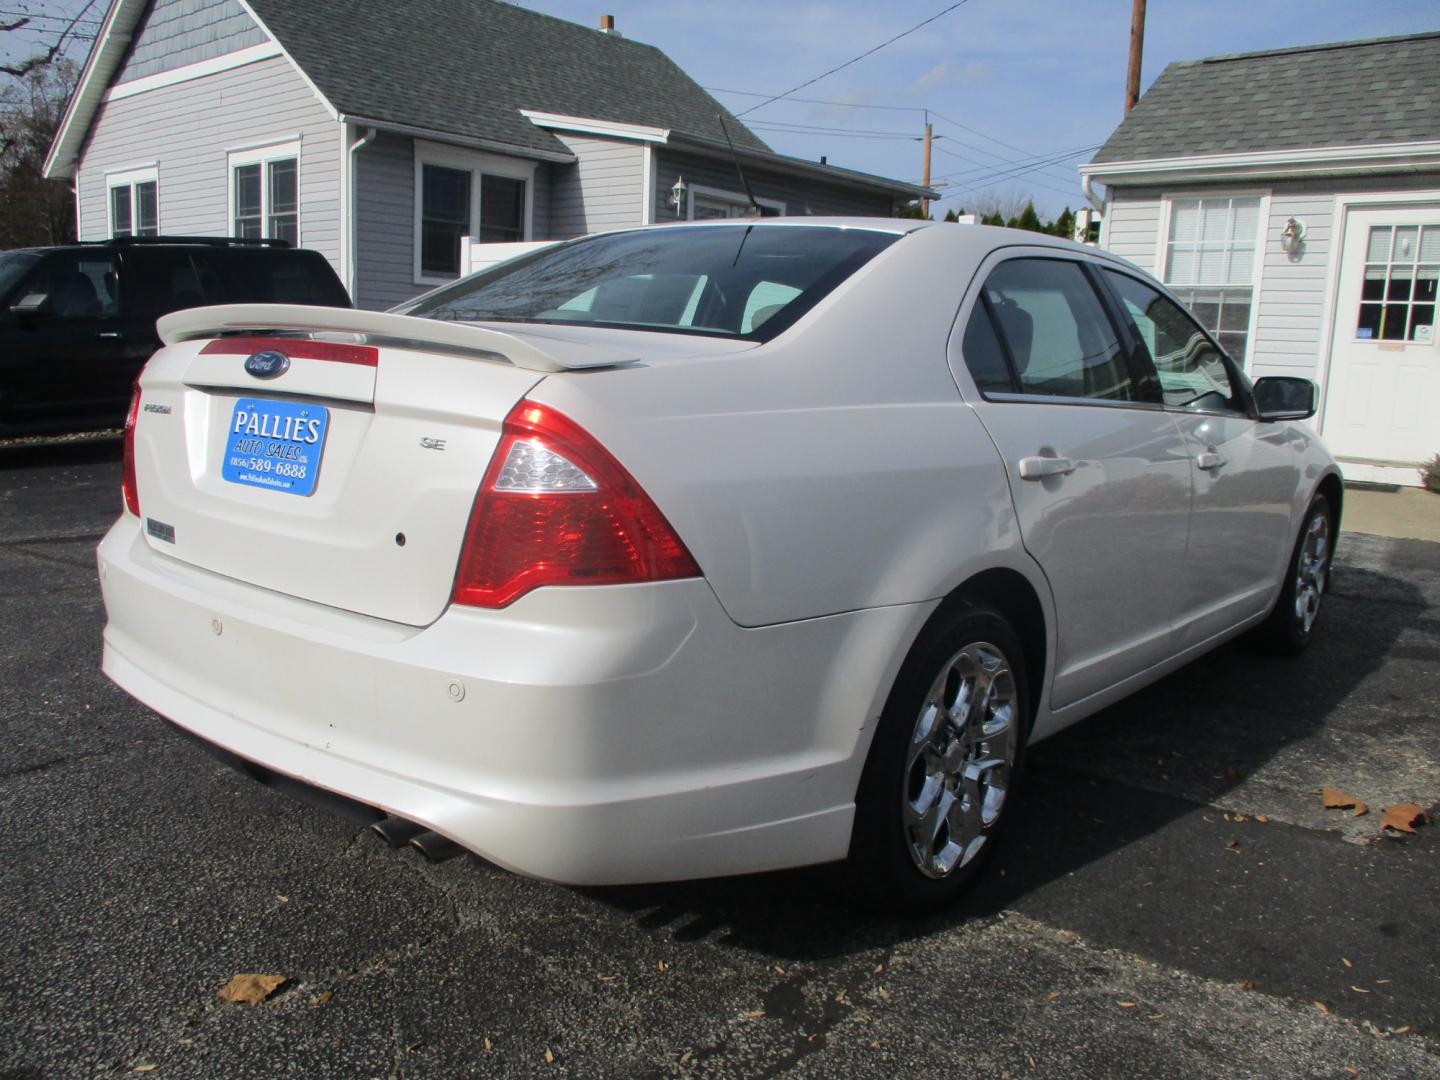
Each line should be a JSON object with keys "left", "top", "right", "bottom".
{"left": 669, "top": 176, "right": 687, "bottom": 210}
{"left": 1280, "top": 216, "right": 1306, "bottom": 254}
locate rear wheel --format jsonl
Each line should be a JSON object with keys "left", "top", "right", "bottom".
{"left": 1257, "top": 494, "right": 1334, "bottom": 655}
{"left": 847, "top": 602, "right": 1029, "bottom": 913}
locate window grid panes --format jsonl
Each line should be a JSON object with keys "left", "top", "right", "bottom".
{"left": 110, "top": 180, "right": 158, "bottom": 238}
{"left": 1357, "top": 224, "right": 1438, "bottom": 343}
{"left": 479, "top": 174, "right": 525, "bottom": 244}
{"left": 233, "top": 156, "right": 297, "bottom": 242}
{"left": 1163, "top": 196, "right": 1261, "bottom": 363}
{"left": 421, "top": 165, "right": 472, "bottom": 276}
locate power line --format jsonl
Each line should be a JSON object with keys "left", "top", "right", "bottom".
{"left": 750, "top": 118, "right": 926, "bottom": 139}
{"left": 706, "top": 86, "right": 925, "bottom": 115}
{"left": 734, "top": 0, "right": 974, "bottom": 117}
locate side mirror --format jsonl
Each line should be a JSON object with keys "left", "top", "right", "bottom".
{"left": 1253, "top": 376, "right": 1316, "bottom": 421}
{"left": 8, "top": 292, "right": 48, "bottom": 318}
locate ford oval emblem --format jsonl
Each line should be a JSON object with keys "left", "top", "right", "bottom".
{"left": 243, "top": 350, "right": 290, "bottom": 379}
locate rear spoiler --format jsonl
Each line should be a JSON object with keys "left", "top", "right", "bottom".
{"left": 156, "top": 304, "right": 637, "bottom": 373}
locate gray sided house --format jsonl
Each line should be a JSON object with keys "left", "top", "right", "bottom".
{"left": 1081, "top": 32, "right": 1440, "bottom": 487}
{"left": 45, "top": 0, "right": 930, "bottom": 311}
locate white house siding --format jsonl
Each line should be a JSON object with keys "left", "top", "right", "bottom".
{"left": 1102, "top": 173, "right": 1440, "bottom": 381}
{"left": 114, "top": 0, "right": 266, "bottom": 84}
{"left": 352, "top": 135, "right": 558, "bottom": 311}
{"left": 653, "top": 149, "right": 896, "bottom": 221}
{"left": 75, "top": 54, "right": 341, "bottom": 267}
{"left": 1096, "top": 191, "right": 1162, "bottom": 272}
{"left": 549, "top": 135, "right": 646, "bottom": 240}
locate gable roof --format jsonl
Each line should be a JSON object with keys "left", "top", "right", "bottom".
{"left": 1091, "top": 31, "right": 1440, "bottom": 166}
{"left": 244, "top": 0, "right": 771, "bottom": 159}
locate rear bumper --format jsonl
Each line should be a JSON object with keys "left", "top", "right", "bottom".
{"left": 98, "top": 518, "right": 930, "bottom": 884}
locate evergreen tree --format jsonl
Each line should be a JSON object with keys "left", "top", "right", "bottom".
{"left": 943, "top": 208, "right": 959, "bottom": 223}
{"left": 1016, "top": 200, "right": 1042, "bottom": 233}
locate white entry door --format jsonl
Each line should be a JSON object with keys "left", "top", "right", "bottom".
{"left": 1322, "top": 206, "right": 1440, "bottom": 467}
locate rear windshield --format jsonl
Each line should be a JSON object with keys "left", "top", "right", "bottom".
{"left": 400, "top": 225, "right": 900, "bottom": 340}
{"left": 126, "top": 248, "right": 352, "bottom": 313}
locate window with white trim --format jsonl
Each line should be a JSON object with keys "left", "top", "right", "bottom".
{"left": 1162, "top": 195, "right": 1261, "bottom": 363}
{"left": 687, "top": 184, "right": 785, "bottom": 220}
{"left": 107, "top": 168, "right": 158, "bottom": 238}
{"left": 414, "top": 142, "right": 534, "bottom": 283}
{"left": 228, "top": 141, "right": 300, "bottom": 245}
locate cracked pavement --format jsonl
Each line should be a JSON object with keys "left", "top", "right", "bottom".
{"left": 1, "top": 439, "right": 1437, "bottom": 1078}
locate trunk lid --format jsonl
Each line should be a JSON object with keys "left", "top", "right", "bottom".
{"left": 128, "top": 305, "right": 639, "bottom": 626}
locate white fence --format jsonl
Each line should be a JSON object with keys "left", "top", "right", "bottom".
{"left": 458, "top": 239, "right": 558, "bottom": 277}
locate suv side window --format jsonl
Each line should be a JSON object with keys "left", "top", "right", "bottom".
{"left": 1103, "top": 269, "right": 1245, "bottom": 415}
{"left": 973, "top": 258, "right": 1136, "bottom": 402}
{"left": 12, "top": 252, "right": 120, "bottom": 318}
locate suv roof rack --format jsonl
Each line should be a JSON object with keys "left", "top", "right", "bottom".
{"left": 83, "top": 235, "right": 294, "bottom": 249}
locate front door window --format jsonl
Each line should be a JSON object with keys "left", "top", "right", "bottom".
{"left": 1356, "top": 224, "right": 1439, "bottom": 343}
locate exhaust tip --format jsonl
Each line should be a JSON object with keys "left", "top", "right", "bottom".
{"left": 371, "top": 816, "right": 426, "bottom": 848}
{"left": 410, "top": 830, "right": 466, "bottom": 863}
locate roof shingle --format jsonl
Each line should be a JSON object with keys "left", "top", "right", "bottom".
{"left": 245, "top": 0, "right": 771, "bottom": 157}
{"left": 1091, "top": 31, "right": 1440, "bottom": 165}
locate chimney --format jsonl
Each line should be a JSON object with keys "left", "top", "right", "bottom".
{"left": 599, "top": 14, "right": 615, "bottom": 32}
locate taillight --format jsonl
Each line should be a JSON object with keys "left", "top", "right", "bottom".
{"left": 451, "top": 400, "right": 700, "bottom": 608}
{"left": 121, "top": 383, "right": 141, "bottom": 516}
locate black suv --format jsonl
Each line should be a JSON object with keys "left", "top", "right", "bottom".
{"left": 0, "top": 236, "right": 351, "bottom": 436}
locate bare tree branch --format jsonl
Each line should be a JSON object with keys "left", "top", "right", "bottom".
{"left": 1, "top": 17, "right": 32, "bottom": 32}
{"left": 0, "top": 40, "right": 61, "bottom": 79}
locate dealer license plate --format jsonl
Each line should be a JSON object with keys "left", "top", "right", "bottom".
{"left": 221, "top": 397, "right": 330, "bottom": 496}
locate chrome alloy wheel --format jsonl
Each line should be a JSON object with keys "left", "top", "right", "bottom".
{"left": 1294, "top": 509, "right": 1331, "bottom": 634}
{"left": 903, "top": 642, "right": 1018, "bottom": 879}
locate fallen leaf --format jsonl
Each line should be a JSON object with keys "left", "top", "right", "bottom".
{"left": 483, "top": 1038, "right": 492, "bottom": 1052}
{"left": 1146, "top": 1013, "right": 1166, "bottom": 1021}
{"left": 656, "top": 960, "right": 668, "bottom": 973}
{"left": 1393, "top": 1026, "right": 1411, "bottom": 1035}
{"left": 596, "top": 975, "right": 618, "bottom": 983}
{"left": 1315, "top": 1001, "right": 1330, "bottom": 1014}
{"left": 679, "top": 1050, "right": 693, "bottom": 1065}
{"left": 1226, "top": 839, "right": 1241, "bottom": 851}
{"left": 544, "top": 1048, "right": 555, "bottom": 1065}
{"left": 876, "top": 986, "right": 890, "bottom": 1000}
{"left": 870, "top": 1041, "right": 881, "bottom": 1051}
{"left": 274, "top": 895, "right": 289, "bottom": 904}
{"left": 217, "top": 973, "right": 286, "bottom": 1005}
{"left": 1256, "top": 815, "right": 1269, "bottom": 823}
{"left": 1345, "top": 1068, "right": 1360, "bottom": 1077}
{"left": 310, "top": 990, "right": 333, "bottom": 1007}
{"left": 1234, "top": 813, "right": 1247, "bottom": 822}
{"left": 1027, "top": 1055, "right": 1037, "bottom": 1069}
{"left": 873, "top": 963, "right": 884, "bottom": 975}
{"left": 1044, "top": 991, "right": 1062, "bottom": 1002}
{"left": 1322, "top": 787, "right": 1366, "bottom": 814}
{"left": 1353, "top": 804, "right": 1368, "bottom": 818}
{"left": 1380, "top": 803, "right": 1427, "bottom": 833}
{"left": 133, "top": 1066, "right": 158, "bottom": 1074}
{"left": 1117, "top": 1001, "right": 1137, "bottom": 1008}
{"left": 1238, "top": 980, "right": 1255, "bottom": 991}
{"left": 772, "top": 965, "right": 786, "bottom": 976}
{"left": 834, "top": 990, "right": 846, "bottom": 1003}
{"left": 1342, "top": 958, "right": 1353, "bottom": 968}
{"left": 1351, "top": 986, "right": 1371, "bottom": 994}
{"left": 741, "top": 1010, "right": 765, "bottom": 1019}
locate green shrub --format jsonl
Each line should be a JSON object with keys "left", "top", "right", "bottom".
{"left": 1421, "top": 454, "right": 1440, "bottom": 493}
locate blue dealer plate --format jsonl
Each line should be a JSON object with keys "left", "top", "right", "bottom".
{"left": 221, "top": 397, "right": 330, "bottom": 496}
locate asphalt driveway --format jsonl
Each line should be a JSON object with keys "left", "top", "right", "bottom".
{"left": 1, "top": 439, "right": 1436, "bottom": 1078}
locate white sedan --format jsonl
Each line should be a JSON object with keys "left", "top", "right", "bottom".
{"left": 99, "top": 220, "right": 1339, "bottom": 911}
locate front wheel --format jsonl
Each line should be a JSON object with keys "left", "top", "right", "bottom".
{"left": 846, "top": 602, "right": 1029, "bottom": 913}
{"left": 1256, "top": 494, "right": 1334, "bottom": 655}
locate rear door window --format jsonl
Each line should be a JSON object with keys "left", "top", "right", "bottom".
{"left": 13, "top": 252, "right": 120, "bottom": 318}
{"left": 979, "top": 259, "right": 1135, "bottom": 402}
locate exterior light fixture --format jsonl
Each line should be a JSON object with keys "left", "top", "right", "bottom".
{"left": 1280, "top": 217, "right": 1306, "bottom": 254}
{"left": 669, "top": 176, "right": 687, "bottom": 210}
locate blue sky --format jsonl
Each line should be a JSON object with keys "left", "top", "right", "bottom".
{"left": 520, "top": 0, "right": 1439, "bottom": 217}
{"left": 6, "top": 1, "right": 1437, "bottom": 218}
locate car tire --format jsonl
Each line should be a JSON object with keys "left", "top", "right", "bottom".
{"left": 1256, "top": 493, "right": 1334, "bottom": 656}
{"left": 846, "top": 601, "right": 1030, "bottom": 914}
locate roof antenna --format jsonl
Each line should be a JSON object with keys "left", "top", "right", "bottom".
{"left": 716, "top": 113, "right": 762, "bottom": 217}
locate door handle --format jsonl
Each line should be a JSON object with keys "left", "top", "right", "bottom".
{"left": 96, "top": 331, "right": 122, "bottom": 339}
{"left": 1196, "top": 450, "right": 1226, "bottom": 471}
{"left": 1018, "top": 455, "right": 1077, "bottom": 480}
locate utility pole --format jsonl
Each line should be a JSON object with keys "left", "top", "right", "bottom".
{"left": 921, "top": 119, "right": 933, "bottom": 219}
{"left": 1125, "top": 0, "right": 1146, "bottom": 114}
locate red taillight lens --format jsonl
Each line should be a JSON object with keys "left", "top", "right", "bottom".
{"left": 451, "top": 401, "right": 700, "bottom": 608}
{"left": 121, "top": 383, "right": 141, "bottom": 517}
